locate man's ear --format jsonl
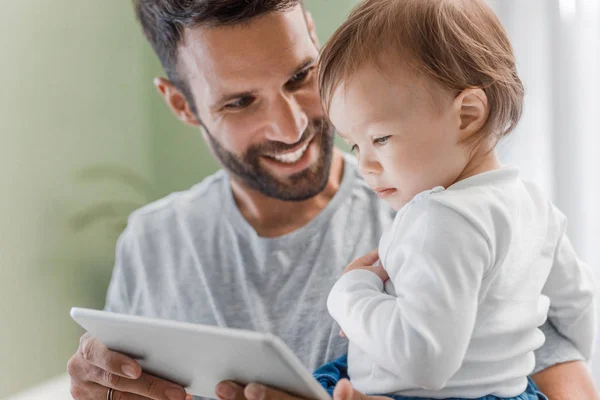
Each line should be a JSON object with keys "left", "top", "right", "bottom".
{"left": 304, "top": 11, "right": 320, "bottom": 47}
{"left": 153, "top": 77, "right": 200, "bottom": 127}
{"left": 453, "top": 88, "right": 489, "bottom": 141}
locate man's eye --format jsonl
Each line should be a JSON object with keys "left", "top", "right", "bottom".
{"left": 225, "top": 96, "right": 254, "bottom": 110}
{"left": 286, "top": 68, "right": 313, "bottom": 88}
{"left": 373, "top": 136, "right": 391, "bottom": 146}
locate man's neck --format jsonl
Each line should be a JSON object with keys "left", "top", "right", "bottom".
{"left": 230, "top": 149, "right": 345, "bottom": 238}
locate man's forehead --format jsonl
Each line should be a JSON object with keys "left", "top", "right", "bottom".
{"left": 178, "top": 5, "right": 315, "bottom": 89}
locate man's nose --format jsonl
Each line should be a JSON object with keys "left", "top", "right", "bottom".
{"left": 264, "top": 94, "right": 309, "bottom": 144}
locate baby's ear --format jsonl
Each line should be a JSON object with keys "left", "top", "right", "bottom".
{"left": 454, "top": 88, "right": 489, "bottom": 141}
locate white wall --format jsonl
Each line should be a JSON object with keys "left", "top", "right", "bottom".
{"left": 490, "top": 0, "right": 600, "bottom": 381}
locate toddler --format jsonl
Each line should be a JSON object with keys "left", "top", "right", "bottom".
{"left": 313, "top": 0, "right": 596, "bottom": 399}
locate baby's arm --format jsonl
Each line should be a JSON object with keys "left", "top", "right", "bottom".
{"left": 541, "top": 215, "right": 596, "bottom": 360}
{"left": 327, "top": 200, "right": 490, "bottom": 390}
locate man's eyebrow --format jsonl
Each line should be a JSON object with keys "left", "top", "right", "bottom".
{"left": 291, "top": 57, "right": 316, "bottom": 76}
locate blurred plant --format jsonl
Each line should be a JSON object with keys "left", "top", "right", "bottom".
{"left": 69, "top": 164, "right": 157, "bottom": 235}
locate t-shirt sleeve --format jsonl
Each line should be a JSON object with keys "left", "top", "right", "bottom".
{"left": 104, "top": 223, "right": 139, "bottom": 314}
{"left": 532, "top": 319, "right": 585, "bottom": 374}
{"left": 327, "top": 198, "right": 491, "bottom": 390}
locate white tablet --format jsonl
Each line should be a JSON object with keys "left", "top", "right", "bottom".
{"left": 70, "top": 308, "right": 331, "bottom": 400}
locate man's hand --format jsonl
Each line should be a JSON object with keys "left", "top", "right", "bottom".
{"left": 332, "top": 379, "right": 390, "bottom": 400}
{"left": 342, "top": 250, "right": 389, "bottom": 283}
{"left": 67, "top": 332, "right": 191, "bottom": 400}
{"left": 215, "top": 379, "right": 390, "bottom": 400}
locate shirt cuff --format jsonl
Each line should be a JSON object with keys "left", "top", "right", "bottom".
{"left": 327, "top": 269, "right": 385, "bottom": 317}
{"left": 334, "top": 269, "right": 385, "bottom": 292}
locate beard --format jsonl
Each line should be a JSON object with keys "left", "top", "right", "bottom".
{"left": 204, "top": 117, "right": 335, "bottom": 201}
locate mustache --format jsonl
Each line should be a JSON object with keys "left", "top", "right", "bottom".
{"left": 246, "top": 118, "right": 329, "bottom": 157}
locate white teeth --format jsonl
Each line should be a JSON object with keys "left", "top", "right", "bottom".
{"left": 271, "top": 141, "right": 310, "bottom": 164}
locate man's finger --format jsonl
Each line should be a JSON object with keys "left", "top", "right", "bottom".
{"left": 215, "top": 381, "right": 247, "bottom": 400}
{"left": 79, "top": 334, "right": 142, "bottom": 379}
{"left": 70, "top": 380, "right": 148, "bottom": 400}
{"left": 333, "top": 379, "right": 390, "bottom": 400}
{"left": 109, "top": 387, "right": 154, "bottom": 400}
{"left": 332, "top": 379, "right": 353, "bottom": 400}
{"left": 245, "top": 383, "right": 305, "bottom": 400}
{"left": 88, "top": 364, "right": 187, "bottom": 400}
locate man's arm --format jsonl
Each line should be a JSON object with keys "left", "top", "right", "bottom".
{"left": 532, "top": 361, "right": 599, "bottom": 400}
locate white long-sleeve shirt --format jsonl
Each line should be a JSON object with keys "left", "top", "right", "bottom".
{"left": 327, "top": 167, "right": 596, "bottom": 399}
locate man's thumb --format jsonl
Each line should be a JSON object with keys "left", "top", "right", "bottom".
{"left": 333, "top": 379, "right": 355, "bottom": 400}
{"left": 333, "top": 379, "right": 391, "bottom": 400}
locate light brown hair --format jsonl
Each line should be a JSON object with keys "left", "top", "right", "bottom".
{"left": 318, "top": 0, "right": 524, "bottom": 139}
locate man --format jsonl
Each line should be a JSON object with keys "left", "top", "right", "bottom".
{"left": 67, "top": 1, "right": 599, "bottom": 400}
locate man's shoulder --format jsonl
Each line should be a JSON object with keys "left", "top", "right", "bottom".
{"left": 125, "top": 169, "right": 228, "bottom": 239}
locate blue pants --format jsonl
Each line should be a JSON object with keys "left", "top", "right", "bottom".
{"left": 313, "top": 354, "right": 547, "bottom": 400}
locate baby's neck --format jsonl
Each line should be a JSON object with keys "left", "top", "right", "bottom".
{"left": 454, "top": 147, "right": 503, "bottom": 184}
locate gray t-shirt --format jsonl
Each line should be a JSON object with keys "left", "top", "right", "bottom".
{"left": 105, "top": 154, "right": 582, "bottom": 379}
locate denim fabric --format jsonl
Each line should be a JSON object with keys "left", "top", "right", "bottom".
{"left": 313, "top": 354, "right": 350, "bottom": 396}
{"left": 313, "top": 354, "right": 547, "bottom": 400}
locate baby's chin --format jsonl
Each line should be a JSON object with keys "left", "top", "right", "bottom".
{"left": 385, "top": 195, "right": 409, "bottom": 212}
{"left": 369, "top": 186, "right": 412, "bottom": 210}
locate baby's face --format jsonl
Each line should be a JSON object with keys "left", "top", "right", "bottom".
{"left": 328, "top": 62, "right": 472, "bottom": 210}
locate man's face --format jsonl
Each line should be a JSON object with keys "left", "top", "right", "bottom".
{"left": 177, "top": 6, "right": 334, "bottom": 201}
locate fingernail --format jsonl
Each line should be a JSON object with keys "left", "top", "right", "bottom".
{"left": 216, "top": 383, "right": 236, "bottom": 400}
{"left": 186, "top": 395, "right": 193, "bottom": 400}
{"left": 245, "top": 384, "right": 266, "bottom": 400}
{"left": 122, "top": 364, "right": 138, "bottom": 379}
{"left": 166, "top": 388, "right": 186, "bottom": 400}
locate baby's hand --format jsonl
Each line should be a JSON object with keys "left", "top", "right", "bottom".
{"left": 342, "top": 249, "right": 389, "bottom": 283}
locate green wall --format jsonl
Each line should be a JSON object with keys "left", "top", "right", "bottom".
{"left": 0, "top": 1, "right": 151, "bottom": 397}
{"left": 0, "top": 1, "right": 356, "bottom": 398}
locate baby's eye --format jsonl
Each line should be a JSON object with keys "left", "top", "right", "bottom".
{"left": 350, "top": 144, "right": 359, "bottom": 153}
{"left": 373, "top": 136, "right": 391, "bottom": 146}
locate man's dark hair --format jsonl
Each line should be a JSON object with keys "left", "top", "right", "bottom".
{"left": 133, "top": 0, "right": 301, "bottom": 115}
